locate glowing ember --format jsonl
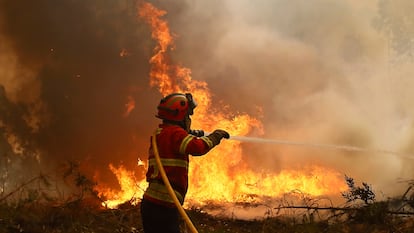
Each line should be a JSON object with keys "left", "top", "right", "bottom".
{"left": 119, "top": 48, "right": 129, "bottom": 57}
{"left": 96, "top": 1, "right": 347, "bottom": 208}
{"left": 123, "top": 95, "right": 135, "bottom": 117}
{"left": 137, "top": 158, "right": 145, "bottom": 166}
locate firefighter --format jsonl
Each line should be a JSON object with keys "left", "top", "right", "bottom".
{"left": 140, "top": 93, "right": 229, "bottom": 233}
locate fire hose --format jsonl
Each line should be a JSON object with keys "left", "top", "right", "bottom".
{"left": 150, "top": 130, "right": 413, "bottom": 233}
{"left": 151, "top": 132, "right": 199, "bottom": 233}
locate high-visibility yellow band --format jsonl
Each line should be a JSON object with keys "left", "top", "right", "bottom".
{"left": 145, "top": 182, "right": 184, "bottom": 204}
{"left": 179, "top": 135, "right": 194, "bottom": 154}
{"left": 149, "top": 158, "right": 188, "bottom": 169}
{"left": 165, "top": 94, "right": 186, "bottom": 107}
{"left": 155, "top": 128, "right": 162, "bottom": 134}
{"left": 201, "top": 136, "right": 214, "bottom": 148}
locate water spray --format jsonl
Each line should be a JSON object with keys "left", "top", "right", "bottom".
{"left": 206, "top": 132, "right": 414, "bottom": 159}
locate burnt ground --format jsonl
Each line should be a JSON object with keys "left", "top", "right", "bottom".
{"left": 1, "top": 199, "right": 413, "bottom": 233}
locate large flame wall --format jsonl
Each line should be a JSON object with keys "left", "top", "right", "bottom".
{"left": 1, "top": 0, "right": 414, "bottom": 209}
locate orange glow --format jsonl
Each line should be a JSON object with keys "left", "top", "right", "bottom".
{"left": 123, "top": 95, "right": 135, "bottom": 117}
{"left": 96, "top": 164, "right": 147, "bottom": 208}
{"left": 96, "top": 1, "right": 347, "bottom": 208}
{"left": 119, "top": 48, "right": 129, "bottom": 57}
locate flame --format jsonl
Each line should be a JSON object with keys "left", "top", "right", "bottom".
{"left": 137, "top": 158, "right": 145, "bottom": 166}
{"left": 123, "top": 95, "right": 135, "bottom": 117}
{"left": 96, "top": 164, "right": 147, "bottom": 208}
{"left": 96, "top": 1, "right": 347, "bottom": 208}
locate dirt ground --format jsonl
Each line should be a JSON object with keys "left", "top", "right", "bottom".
{"left": 1, "top": 200, "right": 413, "bottom": 233}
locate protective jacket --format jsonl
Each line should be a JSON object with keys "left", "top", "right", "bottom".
{"left": 143, "top": 123, "right": 215, "bottom": 207}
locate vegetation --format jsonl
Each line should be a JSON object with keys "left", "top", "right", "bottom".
{"left": 0, "top": 168, "right": 413, "bottom": 233}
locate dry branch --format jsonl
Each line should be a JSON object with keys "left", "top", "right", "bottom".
{"left": 0, "top": 175, "right": 42, "bottom": 203}
{"left": 273, "top": 206, "right": 414, "bottom": 215}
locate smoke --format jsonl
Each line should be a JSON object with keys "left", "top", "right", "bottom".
{"left": 0, "top": 0, "right": 160, "bottom": 188}
{"left": 1, "top": 0, "right": 413, "bottom": 198}
{"left": 158, "top": 0, "right": 414, "bottom": 196}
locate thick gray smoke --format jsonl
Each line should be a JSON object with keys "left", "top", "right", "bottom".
{"left": 156, "top": 0, "right": 414, "bottom": 196}
{"left": 1, "top": 0, "right": 413, "bottom": 198}
{"left": 0, "top": 0, "right": 161, "bottom": 188}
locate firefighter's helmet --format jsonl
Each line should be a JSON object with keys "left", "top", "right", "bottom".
{"left": 156, "top": 93, "right": 197, "bottom": 122}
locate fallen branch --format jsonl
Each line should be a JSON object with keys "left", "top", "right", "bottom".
{"left": 0, "top": 175, "right": 42, "bottom": 203}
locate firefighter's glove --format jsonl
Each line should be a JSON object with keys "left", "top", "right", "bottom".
{"left": 207, "top": 129, "right": 230, "bottom": 146}
{"left": 189, "top": 129, "right": 204, "bottom": 137}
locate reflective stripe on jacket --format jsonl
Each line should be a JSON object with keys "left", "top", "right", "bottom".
{"left": 143, "top": 124, "right": 215, "bottom": 207}
{"left": 144, "top": 182, "right": 184, "bottom": 205}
